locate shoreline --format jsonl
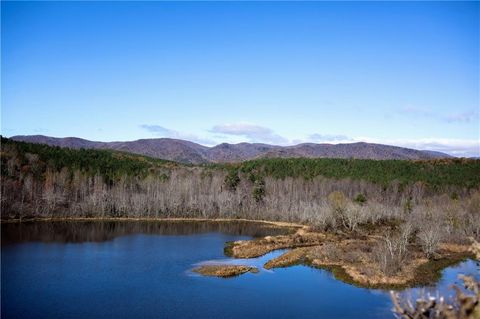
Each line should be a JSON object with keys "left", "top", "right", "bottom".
{"left": 2, "top": 217, "right": 475, "bottom": 290}
{"left": 0, "top": 216, "right": 306, "bottom": 229}
{"left": 223, "top": 226, "right": 474, "bottom": 289}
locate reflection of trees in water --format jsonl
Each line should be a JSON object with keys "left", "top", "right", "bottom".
{"left": 1, "top": 221, "right": 292, "bottom": 245}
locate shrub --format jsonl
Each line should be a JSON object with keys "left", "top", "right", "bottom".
{"left": 403, "top": 197, "right": 413, "bottom": 214}
{"left": 354, "top": 193, "right": 367, "bottom": 205}
{"left": 311, "top": 202, "right": 336, "bottom": 231}
{"left": 391, "top": 240, "right": 480, "bottom": 318}
{"left": 328, "top": 191, "right": 348, "bottom": 213}
{"left": 327, "top": 192, "right": 368, "bottom": 232}
{"left": 252, "top": 179, "right": 266, "bottom": 202}
{"left": 374, "top": 232, "right": 410, "bottom": 276}
{"left": 224, "top": 169, "right": 240, "bottom": 191}
{"left": 417, "top": 223, "right": 442, "bottom": 258}
{"left": 340, "top": 204, "right": 365, "bottom": 232}
{"left": 391, "top": 275, "right": 479, "bottom": 319}
{"left": 317, "top": 242, "right": 342, "bottom": 262}
{"left": 468, "top": 191, "right": 480, "bottom": 215}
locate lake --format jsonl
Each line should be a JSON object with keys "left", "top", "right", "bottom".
{"left": 1, "top": 221, "right": 478, "bottom": 319}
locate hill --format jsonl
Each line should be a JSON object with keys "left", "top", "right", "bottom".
{"left": 11, "top": 135, "right": 452, "bottom": 164}
{"left": 2, "top": 137, "right": 479, "bottom": 239}
{"left": 2, "top": 137, "right": 478, "bottom": 189}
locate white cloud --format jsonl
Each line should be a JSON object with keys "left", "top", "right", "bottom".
{"left": 444, "top": 111, "right": 479, "bottom": 123}
{"left": 398, "top": 106, "right": 479, "bottom": 124}
{"left": 210, "top": 123, "right": 288, "bottom": 145}
{"left": 140, "top": 123, "right": 479, "bottom": 157}
{"left": 352, "top": 137, "right": 480, "bottom": 157}
{"left": 301, "top": 132, "right": 479, "bottom": 157}
{"left": 139, "top": 124, "right": 216, "bottom": 146}
{"left": 308, "top": 133, "right": 353, "bottom": 143}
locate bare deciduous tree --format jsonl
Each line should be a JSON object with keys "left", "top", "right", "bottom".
{"left": 417, "top": 223, "right": 443, "bottom": 258}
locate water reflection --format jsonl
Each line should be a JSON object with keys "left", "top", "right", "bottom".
{"left": 1, "top": 221, "right": 478, "bottom": 319}
{"left": 1, "top": 220, "right": 292, "bottom": 245}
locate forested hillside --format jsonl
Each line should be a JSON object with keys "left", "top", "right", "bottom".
{"left": 11, "top": 134, "right": 452, "bottom": 163}
{"left": 2, "top": 137, "right": 175, "bottom": 181}
{"left": 2, "top": 137, "right": 479, "bottom": 246}
{"left": 219, "top": 157, "right": 480, "bottom": 189}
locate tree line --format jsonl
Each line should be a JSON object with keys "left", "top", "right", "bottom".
{"left": 1, "top": 137, "right": 479, "bottom": 248}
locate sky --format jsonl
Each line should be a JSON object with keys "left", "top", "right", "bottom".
{"left": 1, "top": 1, "right": 479, "bottom": 156}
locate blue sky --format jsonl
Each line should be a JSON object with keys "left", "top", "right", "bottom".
{"left": 1, "top": 1, "right": 479, "bottom": 156}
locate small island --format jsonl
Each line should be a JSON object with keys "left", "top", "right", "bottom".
{"left": 192, "top": 265, "right": 259, "bottom": 278}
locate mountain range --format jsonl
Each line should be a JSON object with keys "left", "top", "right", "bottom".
{"left": 10, "top": 135, "right": 452, "bottom": 164}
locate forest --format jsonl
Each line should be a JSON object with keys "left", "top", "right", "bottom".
{"left": 2, "top": 137, "right": 479, "bottom": 253}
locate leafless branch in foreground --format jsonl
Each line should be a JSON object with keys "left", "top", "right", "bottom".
{"left": 391, "top": 239, "right": 480, "bottom": 319}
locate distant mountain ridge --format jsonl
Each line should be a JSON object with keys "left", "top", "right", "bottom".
{"left": 10, "top": 135, "right": 452, "bottom": 164}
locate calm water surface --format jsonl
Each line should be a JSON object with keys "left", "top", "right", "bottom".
{"left": 1, "top": 221, "right": 478, "bottom": 319}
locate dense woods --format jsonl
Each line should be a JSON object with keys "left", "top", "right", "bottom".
{"left": 2, "top": 137, "right": 480, "bottom": 253}
{"left": 230, "top": 157, "right": 480, "bottom": 189}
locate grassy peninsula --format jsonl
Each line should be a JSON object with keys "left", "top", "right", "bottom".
{"left": 1, "top": 137, "right": 479, "bottom": 288}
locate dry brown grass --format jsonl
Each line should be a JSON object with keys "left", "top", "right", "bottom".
{"left": 390, "top": 239, "right": 479, "bottom": 319}
{"left": 228, "top": 226, "right": 474, "bottom": 288}
{"left": 264, "top": 248, "right": 309, "bottom": 269}
{"left": 192, "top": 265, "right": 258, "bottom": 278}
{"left": 227, "top": 228, "right": 325, "bottom": 258}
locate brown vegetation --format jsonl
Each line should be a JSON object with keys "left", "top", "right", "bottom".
{"left": 390, "top": 240, "right": 480, "bottom": 319}
{"left": 226, "top": 228, "right": 325, "bottom": 258}
{"left": 226, "top": 226, "right": 475, "bottom": 289}
{"left": 264, "top": 248, "right": 309, "bottom": 269}
{"left": 2, "top": 138, "right": 479, "bottom": 290}
{"left": 3, "top": 141, "right": 479, "bottom": 248}
{"left": 192, "top": 265, "right": 258, "bottom": 278}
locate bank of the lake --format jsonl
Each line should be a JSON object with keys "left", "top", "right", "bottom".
{"left": 2, "top": 220, "right": 478, "bottom": 319}
{"left": 1, "top": 219, "right": 476, "bottom": 290}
